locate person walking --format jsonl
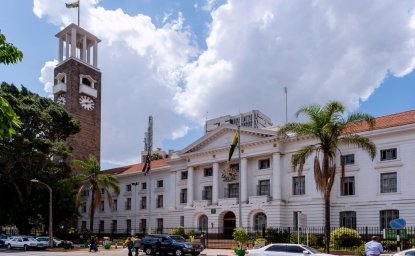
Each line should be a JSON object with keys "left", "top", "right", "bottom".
{"left": 200, "top": 232, "right": 206, "bottom": 249}
{"left": 155, "top": 239, "right": 163, "bottom": 255}
{"left": 126, "top": 238, "right": 134, "bottom": 256}
{"left": 365, "top": 236, "right": 383, "bottom": 256}
{"left": 133, "top": 237, "right": 141, "bottom": 256}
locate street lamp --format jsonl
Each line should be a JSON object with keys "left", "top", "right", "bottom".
{"left": 31, "top": 179, "right": 53, "bottom": 248}
{"left": 131, "top": 182, "right": 139, "bottom": 236}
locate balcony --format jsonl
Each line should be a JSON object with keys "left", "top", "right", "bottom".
{"left": 194, "top": 200, "right": 211, "bottom": 208}
{"left": 218, "top": 198, "right": 238, "bottom": 206}
{"left": 248, "top": 195, "right": 271, "bottom": 204}
{"left": 53, "top": 82, "right": 67, "bottom": 94}
{"left": 79, "top": 84, "right": 97, "bottom": 98}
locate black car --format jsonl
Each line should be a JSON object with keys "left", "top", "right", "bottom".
{"left": 140, "top": 234, "right": 203, "bottom": 256}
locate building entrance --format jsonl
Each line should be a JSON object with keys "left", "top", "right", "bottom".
{"left": 223, "top": 211, "right": 236, "bottom": 238}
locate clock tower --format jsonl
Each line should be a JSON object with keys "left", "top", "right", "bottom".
{"left": 53, "top": 23, "right": 101, "bottom": 163}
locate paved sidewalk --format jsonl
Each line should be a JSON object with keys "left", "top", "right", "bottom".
{"left": 200, "top": 249, "right": 234, "bottom": 256}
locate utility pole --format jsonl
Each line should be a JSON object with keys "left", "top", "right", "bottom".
{"left": 145, "top": 116, "right": 153, "bottom": 234}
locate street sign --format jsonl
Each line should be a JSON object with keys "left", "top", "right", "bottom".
{"left": 390, "top": 218, "right": 406, "bottom": 229}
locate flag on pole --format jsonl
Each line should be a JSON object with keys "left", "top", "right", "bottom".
{"left": 228, "top": 131, "right": 239, "bottom": 161}
{"left": 141, "top": 154, "right": 151, "bottom": 175}
{"left": 65, "top": 1, "right": 79, "bottom": 8}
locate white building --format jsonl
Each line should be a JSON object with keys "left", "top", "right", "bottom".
{"left": 79, "top": 110, "right": 415, "bottom": 235}
{"left": 205, "top": 110, "right": 273, "bottom": 133}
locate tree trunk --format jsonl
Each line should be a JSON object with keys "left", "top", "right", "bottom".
{"left": 89, "top": 189, "right": 95, "bottom": 233}
{"left": 324, "top": 195, "right": 330, "bottom": 254}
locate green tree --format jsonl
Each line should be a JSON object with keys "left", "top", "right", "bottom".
{"left": 0, "top": 31, "right": 23, "bottom": 139}
{"left": 0, "top": 82, "right": 81, "bottom": 233}
{"left": 72, "top": 155, "right": 120, "bottom": 233}
{"left": 277, "top": 101, "right": 376, "bottom": 253}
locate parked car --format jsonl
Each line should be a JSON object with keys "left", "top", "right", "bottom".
{"left": 36, "top": 236, "right": 74, "bottom": 248}
{"left": 5, "top": 236, "right": 46, "bottom": 251}
{"left": 0, "top": 234, "right": 8, "bottom": 247}
{"left": 140, "top": 234, "right": 203, "bottom": 256}
{"left": 393, "top": 248, "right": 415, "bottom": 255}
{"left": 246, "top": 243, "right": 336, "bottom": 256}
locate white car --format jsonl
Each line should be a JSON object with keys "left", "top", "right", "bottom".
{"left": 246, "top": 243, "right": 337, "bottom": 256}
{"left": 5, "top": 236, "right": 46, "bottom": 250}
{"left": 393, "top": 248, "right": 415, "bottom": 255}
{"left": 36, "top": 236, "right": 74, "bottom": 248}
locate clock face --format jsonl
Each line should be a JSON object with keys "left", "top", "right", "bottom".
{"left": 56, "top": 94, "right": 66, "bottom": 105}
{"left": 79, "top": 95, "right": 95, "bottom": 111}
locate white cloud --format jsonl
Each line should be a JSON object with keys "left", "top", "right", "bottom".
{"left": 36, "top": 0, "right": 415, "bottom": 168}
{"left": 39, "top": 60, "right": 58, "bottom": 94}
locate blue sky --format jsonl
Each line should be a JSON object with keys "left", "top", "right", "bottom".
{"left": 1, "top": 0, "right": 414, "bottom": 169}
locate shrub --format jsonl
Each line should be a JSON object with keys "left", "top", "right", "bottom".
{"left": 265, "top": 227, "right": 290, "bottom": 243}
{"left": 187, "top": 230, "right": 196, "bottom": 239}
{"left": 289, "top": 232, "right": 320, "bottom": 247}
{"left": 354, "top": 244, "right": 365, "bottom": 256}
{"left": 172, "top": 226, "right": 186, "bottom": 237}
{"left": 233, "top": 228, "right": 250, "bottom": 246}
{"left": 330, "top": 227, "right": 362, "bottom": 248}
{"left": 104, "top": 243, "right": 111, "bottom": 249}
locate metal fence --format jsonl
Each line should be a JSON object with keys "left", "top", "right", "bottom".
{"left": 56, "top": 226, "right": 415, "bottom": 251}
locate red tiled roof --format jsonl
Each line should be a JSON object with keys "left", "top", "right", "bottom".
{"left": 102, "top": 159, "right": 168, "bottom": 174}
{"left": 345, "top": 109, "right": 415, "bottom": 133}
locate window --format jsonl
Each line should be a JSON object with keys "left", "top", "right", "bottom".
{"left": 341, "top": 154, "right": 355, "bottom": 165}
{"left": 157, "top": 218, "right": 163, "bottom": 233}
{"left": 266, "top": 244, "right": 285, "bottom": 252}
{"left": 140, "top": 196, "right": 147, "bottom": 209}
{"left": 157, "top": 180, "right": 163, "bottom": 188}
{"left": 204, "top": 167, "right": 213, "bottom": 177}
{"left": 287, "top": 245, "right": 304, "bottom": 253}
{"left": 254, "top": 213, "right": 267, "bottom": 231}
{"left": 111, "top": 220, "right": 117, "bottom": 233}
{"left": 125, "top": 198, "right": 132, "bottom": 210}
{"left": 82, "top": 204, "right": 87, "bottom": 213}
{"left": 82, "top": 77, "right": 92, "bottom": 86}
{"left": 202, "top": 186, "right": 212, "bottom": 200}
{"left": 380, "top": 210, "right": 399, "bottom": 230}
{"left": 380, "top": 148, "right": 397, "bottom": 161}
{"left": 258, "top": 159, "right": 270, "bottom": 169}
{"left": 82, "top": 189, "right": 89, "bottom": 197}
{"left": 339, "top": 211, "right": 356, "bottom": 228}
{"left": 126, "top": 219, "right": 131, "bottom": 234}
{"left": 293, "top": 176, "right": 305, "bottom": 195}
{"left": 139, "top": 219, "right": 147, "bottom": 232}
{"left": 180, "top": 189, "right": 187, "bottom": 204}
{"left": 81, "top": 221, "right": 87, "bottom": 231}
{"left": 157, "top": 195, "right": 163, "bottom": 208}
{"left": 199, "top": 215, "right": 208, "bottom": 231}
{"left": 112, "top": 199, "right": 117, "bottom": 212}
{"left": 181, "top": 171, "right": 188, "bottom": 180}
{"left": 141, "top": 182, "right": 147, "bottom": 190}
{"left": 381, "top": 172, "right": 397, "bottom": 193}
{"left": 341, "top": 176, "right": 355, "bottom": 196}
{"left": 180, "top": 216, "right": 184, "bottom": 227}
{"left": 227, "top": 183, "right": 239, "bottom": 198}
{"left": 126, "top": 184, "right": 132, "bottom": 192}
{"left": 257, "top": 180, "right": 270, "bottom": 196}
{"left": 293, "top": 211, "right": 301, "bottom": 229}
{"left": 99, "top": 220, "right": 104, "bottom": 233}
{"left": 230, "top": 163, "right": 239, "bottom": 170}
{"left": 101, "top": 188, "right": 105, "bottom": 194}
{"left": 100, "top": 201, "right": 105, "bottom": 212}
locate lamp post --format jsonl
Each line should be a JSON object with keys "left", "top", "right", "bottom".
{"left": 131, "top": 182, "right": 139, "bottom": 236}
{"left": 31, "top": 179, "right": 53, "bottom": 248}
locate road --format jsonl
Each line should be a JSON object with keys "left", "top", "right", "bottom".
{"left": 0, "top": 247, "right": 135, "bottom": 256}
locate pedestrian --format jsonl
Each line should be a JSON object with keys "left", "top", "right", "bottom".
{"left": 155, "top": 239, "right": 163, "bottom": 255}
{"left": 200, "top": 232, "right": 206, "bottom": 248}
{"left": 133, "top": 237, "right": 141, "bottom": 256}
{"left": 127, "top": 237, "right": 134, "bottom": 256}
{"left": 365, "top": 235, "right": 383, "bottom": 256}
{"left": 89, "top": 235, "right": 98, "bottom": 252}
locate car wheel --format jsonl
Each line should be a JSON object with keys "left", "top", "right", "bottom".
{"left": 175, "top": 249, "right": 183, "bottom": 256}
{"left": 192, "top": 253, "right": 200, "bottom": 256}
{"left": 145, "top": 247, "right": 153, "bottom": 255}
{"left": 23, "top": 244, "right": 28, "bottom": 251}
{"left": 6, "top": 244, "right": 11, "bottom": 250}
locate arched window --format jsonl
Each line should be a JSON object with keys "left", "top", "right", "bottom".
{"left": 199, "top": 215, "right": 208, "bottom": 231}
{"left": 254, "top": 212, "right": 267, "bottom": 231}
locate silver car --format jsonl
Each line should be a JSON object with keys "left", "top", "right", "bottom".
{"left": 393, "top": 248, "right": 415, "bottom": 255}
{"left": 247, "top": 243, "right": 337, "bottom": 256}
{"left": 5, "top": 236, "right": 46, "bottom": 250}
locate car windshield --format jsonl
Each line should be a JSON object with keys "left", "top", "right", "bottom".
{"left": 170, "top": 235, "right": 186, "bottom": 242}
{"left": 28, "top": 238, "right": 38, "bottom": 242}
{"left": 302, "top": 245, "right": 320, "bottom": 254}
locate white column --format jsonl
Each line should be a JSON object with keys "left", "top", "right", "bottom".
{"left": 93, "top": 41, "right": 98, "bottom": 67}
{"left": 212, "top": 162, "right": 219, "bottom": 205}
{"left": 272, "top": 153, "right": 281, "bottom": 200}
{"left": 65, "top": 33, "right": 69, "bottom": 60}
{"left": 169, "top": 172, "right": 176, "bottom": 210}
{"left": 58, "top": 38, "right": 63, "bottom": 62}
{"left": 87, "top": 46, "right": 91, "bottom": 64}
{"left": 241, "top": 158, "right": 248, "bottom": 203}
{"left": 82, "top": 35, "right": 87, "bottom": 61}
{"left": 187, "top": 166, "right": 194, "bottom": 207}
{"left": 71, "top": 27, "right": 76, "bottom": 58}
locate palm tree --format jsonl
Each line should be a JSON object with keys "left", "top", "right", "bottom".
{"left": 72, "top": 154, "right": 120, "bottom": 233}
{"left": 277, "top": 101, "right": 376, "bottom": 253}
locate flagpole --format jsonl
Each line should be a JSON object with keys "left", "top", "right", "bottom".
{"left": 238, "top": 116, "right": 242, "bottom": 228}
{"left": 284, "top": 86, "right": 288, "bottom": 124}
{"left": 78, "top": 0, "right": 80, "bottom": 27}
{"left": 147, "top": 116, "right": 153, "bottom": 234}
